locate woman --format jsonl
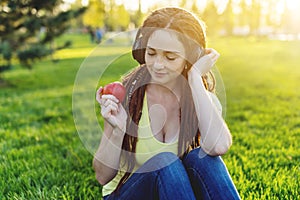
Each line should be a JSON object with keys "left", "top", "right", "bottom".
{"left": 94, "top": 7, "right": 240, "bottom": 200}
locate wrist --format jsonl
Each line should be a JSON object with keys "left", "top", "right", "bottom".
{"left": 112, "top": 124, "right": 126, "bottom": 137}
{"left": 188, "top": 68, "right": 203, "bottom": 83}
{"left": 188, "top": 65, "right": 203, "bottom": 78}
{"left": 188, "top": 70, "right": 207, "bottom": 92}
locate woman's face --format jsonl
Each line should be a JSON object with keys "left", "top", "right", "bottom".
{"left": 145, "top": 29, "right": 186, "bottom": 86}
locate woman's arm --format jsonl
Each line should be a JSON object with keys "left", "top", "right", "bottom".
{"left": 188, "top": 50, "right": 232, "bottom": 156}
{"left": 93, "top": 122, "right": 125, "bottom": 185}
{"left": 93, "top": 88, "right": 127, "bottom": 185}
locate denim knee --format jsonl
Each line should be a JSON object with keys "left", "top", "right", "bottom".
{"left": 136, "top": 152, "right": 180, "bottom": 173}
{"left": 182, "top": 148, "right": 241, "bottom": 200}
{"left": 183, "top": 147, "right": 224, "bottom": 170}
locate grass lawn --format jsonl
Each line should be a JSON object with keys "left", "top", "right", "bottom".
{"left": 0, "top": 33, "right": 299, "bottom": 199}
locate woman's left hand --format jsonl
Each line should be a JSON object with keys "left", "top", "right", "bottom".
{"left": 189, "top": 48, "right": 220, "bottom": 76}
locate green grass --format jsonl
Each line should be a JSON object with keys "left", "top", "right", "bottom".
{"left": 214, "top": 37, "right": 300, "bottom": 199}
{"left": 0, "top": 33, "right": 299, "bottom": 199}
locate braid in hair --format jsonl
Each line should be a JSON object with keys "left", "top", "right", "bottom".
{"left": 115, "top": 65, "right": 150, "bottom": 191}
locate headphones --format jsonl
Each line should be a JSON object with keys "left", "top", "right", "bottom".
{"left": 132, "top": 28, "right": 150, "bottom": 65}
{"left": 131, "top": 27, "right": 205, "bottom": 66}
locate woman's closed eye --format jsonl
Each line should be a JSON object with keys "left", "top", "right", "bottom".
{"left": 146, "top": 48, "right": 179, "bottom": 61}
{"left": 146, "top": 48, "right": 156, "bottom": 56}
{"left": 147, "top": 52, "right": 156, "bottom": 56}
{"left": 165, "top": 52, "right": 178, "bottom": 61}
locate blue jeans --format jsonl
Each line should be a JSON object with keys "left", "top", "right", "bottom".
{"left": 103, "top": 148, "right": 240, "bottom": 200}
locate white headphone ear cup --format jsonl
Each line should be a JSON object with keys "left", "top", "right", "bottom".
{"left": 132, "top": 29, "right": 146, "bottom": 64}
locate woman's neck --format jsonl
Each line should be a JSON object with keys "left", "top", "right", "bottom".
{"left": 146, "top": 81, "right": 181, "bottom": 103}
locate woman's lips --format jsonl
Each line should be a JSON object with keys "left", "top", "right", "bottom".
{"left": 153, "top": 71, "right": 167, "bottom": 77}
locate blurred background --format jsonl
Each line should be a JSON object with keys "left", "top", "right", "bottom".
{"left": 1, "top": 0, "right": 300, "bottom": 71}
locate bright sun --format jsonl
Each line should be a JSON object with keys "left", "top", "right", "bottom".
{"left": 286, "top": 0, "right": 300, "bottom": 10}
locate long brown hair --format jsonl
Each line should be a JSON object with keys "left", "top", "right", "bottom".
{"left": 115, "top": 7, "right": 216, "bottom": 191}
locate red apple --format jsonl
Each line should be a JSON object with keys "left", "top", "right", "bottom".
{"left": 102, "top": 81, "right": 126, "bottom": 102}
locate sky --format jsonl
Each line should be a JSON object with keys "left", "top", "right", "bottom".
{"left": 64, "top": 0, "right": 300, "bottom": 15}
{"left": 115, "top": 0, "right": 179, "bottom": 12}
{"left": 115, "top": 0, "right": 208, "bottom": 12}
{"left": 64, "top": 0, "right": 208, "bottom": 13}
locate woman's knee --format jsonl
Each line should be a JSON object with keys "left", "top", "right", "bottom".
{"left": 183, "top": 148, "right": 225, "bottom": 170}
{"left": 151, "top": 152, "right": 178, "bottom": 163}
{"left": 137, "top": 152, "right": 180, "bottom": 173}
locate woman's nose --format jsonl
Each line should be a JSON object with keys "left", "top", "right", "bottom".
{"left": 153, "top": 57, "right": 165, "bottom": 70}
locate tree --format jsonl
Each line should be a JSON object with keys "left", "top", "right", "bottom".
{"left": 201, "top": 0, "right": 220, "bottom": 36}
{"left": 104, "top": 1, "right": 130, "bottom": 31}
{"left": 191, "top": 1, "right": 200, "bottom": 17}
{"left": 0, "top": 0, "right": 85, "bottom": 72}
{"left": 179, "top": 0, "right": 187, "bottom": 8}
{"left": 220, "top": 0, "right": 234, "bottom": 36}
{"left": 130, "top": 8, "right": 143, "bottom": 28}
{"left": 116, "top": 5, "right": 131, "bottom": 30}
{"left": 248, "top": 0, "right": 261, "bottom": 35}
{"left": 82, "top": 0, "right": 105, "bottom": 29}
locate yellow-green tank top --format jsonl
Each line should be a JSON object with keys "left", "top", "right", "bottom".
{"left": 102, "top": 93, "right": 178, "bottom": 196}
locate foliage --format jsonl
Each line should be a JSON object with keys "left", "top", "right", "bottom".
{"left": 104, "top": 4, "right": 130, "bottom": 31}
{"left": 130, "top": 8, "right": 144, "bottom": 28}
{"left": 180, "top": 0, "right": 299, "bottom": 37}
{"left": 82, "top": 0, "right": 105, "bottom": 28}
{"left": 0, "top": 0, "right": 85, "bottom": 71}
{"left": 219, "top": 0, "right": 234, "bottom": 36}
{"left": 200, "top": 0, "right": 220, "bottom": 36}
{"left": 17, "top": 45, "right": 54, "bottom": 68}
{"left": 82, "top": 0, "right": 131, "bottom": 31}
{"left": 0, "top": 41, "right": 12, "bottom": 61}
{"left": 0, "top": 34, "right": 299, "bottom": 199}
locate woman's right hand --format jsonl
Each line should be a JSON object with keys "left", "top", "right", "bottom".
{"left": 96, "top": 87, "right": 127, "bottom": 132}
{"left": 189, "top": 48, "right": 220, "bottom": 76}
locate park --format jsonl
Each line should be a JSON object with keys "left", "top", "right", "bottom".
{"left": 0, "top": 0, "right": 299, "bottom": 199}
